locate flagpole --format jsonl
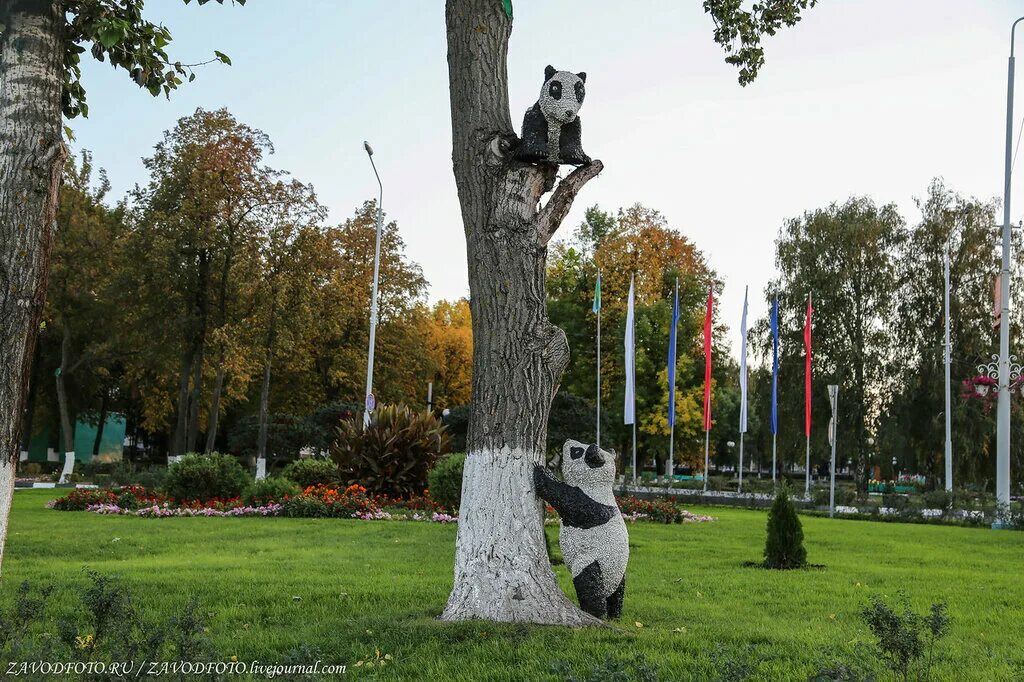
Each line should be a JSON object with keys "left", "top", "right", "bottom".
{"left": 632, "top": 421, "right": 637, "bottom": 485}
{"left": 738, "top": 432, "right": 744, "bottom": 493}
{"left": 943, "top": 245, "right": 952, "bottom": 492}
{"left": 703, "top": 429, "right": 710, "bottom": 492}
{"left": 667, "top": 278, "right": 679, "bottom": 489}
{"left": 772, "top": 433, "right": 777, "bottom": 487}
{"left": 738, "top": 285, "right": 748, "bottom": 494}
{"left": 805, "top": 436, "right": 811, "bottom": 495}
{"left": 804, "top": 291, "right": 813, "bottom": 497}
{"left": 596, "top": 273, "right": 601, "bottom": 448}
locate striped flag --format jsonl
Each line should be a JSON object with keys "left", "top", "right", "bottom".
{"left": 703, "top": 287, "right": 713, "bottom": 432}
{"left": 739, "top": 286, "right": 749, "bottom": 434}
{"left": 624, "top": 275, "right": 636, "bottom": 425}
{"left": 667, "top": 279, "right": 680, "bottom": 428}
{"left": 770, "top": 296, "right": 779, "bottom": 435}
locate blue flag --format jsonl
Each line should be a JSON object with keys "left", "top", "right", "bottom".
{"left": 770, "top": 296, "right": 779, "bottom": 435}
{"left": 667, "top": 279, "right": 680, "bottom": 428}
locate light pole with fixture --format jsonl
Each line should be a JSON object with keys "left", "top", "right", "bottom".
{"left": 363, "top": 141, "right": 384, "bottom": 428}
{"left": 994, "top": 16, "right": 1024, "bottom": 524}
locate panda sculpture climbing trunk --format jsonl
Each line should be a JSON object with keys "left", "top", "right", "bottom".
{"left": 440, "top": 0, "right": 603, "bottom": 626}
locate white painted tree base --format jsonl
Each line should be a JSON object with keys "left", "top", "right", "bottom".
{"left": 57, "top": 451, "right": 74, "bottom": 484}
{"left": 440, "top": 447, "right": 601, "bottom": 626}
{"left": 167, "top": 455, "right": 182, "bottom": 466}
{"left": 255, "top": 458, "right": 267, "bottom": 481}
{"left": 0, "top": 458, "right": 15, "bottom": 575}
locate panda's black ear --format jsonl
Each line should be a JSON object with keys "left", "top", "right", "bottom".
{"left": 545, "top": 65, "right": 557, "bottom": 81}
{"left": 577, "top": 72, "right": 586, "bottom": 83}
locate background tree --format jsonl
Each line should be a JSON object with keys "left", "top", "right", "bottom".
{"left": 423, "top": 299, "right": 473, "bottom": 409}
{"left": 0, "top": 0, "right": 241, "bottom": 573}
{"left": 548, "top": 204, "right": 724, "bottom": 476}
{"left": 44, "top": 152, "right": 124, "bottom": 468}
{"left": 879, "top": 180, "right": 1024, "bottom": 488}
{"left": 123, "top": 108, "right": 274, "bottom": 457}
{"left": 765, "top": 198, "right": 904, "bottom": 487}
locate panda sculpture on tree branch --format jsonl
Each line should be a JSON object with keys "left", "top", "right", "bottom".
{"left": 515, "top": 65, "right": 592, "bottom": 166}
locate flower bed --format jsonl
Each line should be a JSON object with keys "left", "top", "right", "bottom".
{"left": 47, "top": 485, "right": 715, "bottom": 526}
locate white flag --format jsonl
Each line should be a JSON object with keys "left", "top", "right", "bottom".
{"left": 624, "top": 275, "right": 636, "bottom": 425}
{"left": 739, "top": 285, "right": 749, "bottom": 434}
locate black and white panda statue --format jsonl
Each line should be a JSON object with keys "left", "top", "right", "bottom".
{"left": 533, "top": 439, "right": 628, "bottom": 619}
{"left": 515, "top": 65, "right": 592, "bottom": 166}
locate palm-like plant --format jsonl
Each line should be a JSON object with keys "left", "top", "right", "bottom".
{"left": 331, "top": 404, "right": 449, "bottom": 498}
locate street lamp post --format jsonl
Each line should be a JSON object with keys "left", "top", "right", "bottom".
{"left": 995, "top": 17, "right": 1024, "bottom": 524}
{"left": 363, "top": 141, "right": 384, "bottom": 428}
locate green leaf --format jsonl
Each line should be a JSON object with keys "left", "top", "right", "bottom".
{"left": 501, "top": 0, "right": 513, "bottom": 19}
{"left": 214, "top": 50, "right": 232, "bottom": 65}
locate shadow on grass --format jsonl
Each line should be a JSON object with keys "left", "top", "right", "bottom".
{"left": 741, "top": 560, "right": 826, "bottom": 570}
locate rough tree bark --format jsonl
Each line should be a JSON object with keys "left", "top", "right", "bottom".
{"left": 440, "top": 0, "right": 603, "bottom": 625}
{"left": 0, "top": 0, "right": 66, "bottom": 573}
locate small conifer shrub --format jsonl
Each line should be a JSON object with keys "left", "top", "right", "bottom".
{"left": 764, "top": 485, "right": 807, "bottom": 569}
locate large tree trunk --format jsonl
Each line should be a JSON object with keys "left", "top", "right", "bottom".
{"left": 204, "top": 362, "right": 226, "bottom": 453}
{"left": 440, "top": 0, "right": 602, "bottom": 625}
{"left": 0, "top": 0, "right": 66, "bottom": 573}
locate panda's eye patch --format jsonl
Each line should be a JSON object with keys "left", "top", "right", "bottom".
{"left": 548, "top": 81, "right": 562, "bottom": 100}
{"left": 569, "top": 447, "right": 584, "bottom": 460}
{"left": 575, "top": 81, "right": 585, "bottom": 103}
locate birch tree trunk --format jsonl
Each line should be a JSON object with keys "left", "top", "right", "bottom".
{"left": 0, "top": 0, "right": 66, "bottom": 573}
{"left": 440, "top": 0, "right": 603, "bottom": 625}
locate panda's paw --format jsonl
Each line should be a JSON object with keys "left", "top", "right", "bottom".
{"left": 532, "top": 464, "right": 548, "bottom": 493}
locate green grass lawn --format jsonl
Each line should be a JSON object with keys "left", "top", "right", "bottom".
{"left": 2, "top": 489, "right": 1023, "bottom": 681}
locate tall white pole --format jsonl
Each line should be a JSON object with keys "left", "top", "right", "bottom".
{"left": 944, "top": 245, "right": 953, "bottom": 492}
{"left": 631, "top": 421, "right": 637, "bottom": 485}
{"left": 805, "top": 437, "right": 811, "bottom": 496}
{"left": 828, "top": 385, "right": 838, "bottom": 518}
{"left": 702, "top": 430, "right": 710, "bottom": 492}
{"left": 996, "top": 18, "right": 1023, "bottom": 521}
{"left": 772, "top": 432, "right": 777, "bottom": 487}
{"left": 427, "top": 381, "right": 433, "bottom": 413}
{"left": 363, "top": 141, "right": 384, "bottom": 429}
{"left": 738, "top": 432, "right": 744, "bottom": 493}
{"left": 596, "top": 289, "right": 601, "bottom": 448}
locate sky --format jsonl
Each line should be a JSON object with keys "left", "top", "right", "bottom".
{"left": 69, "top": 1, "right": 1024, "bottom": 358}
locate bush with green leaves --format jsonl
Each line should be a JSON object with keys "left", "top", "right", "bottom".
{"left": 861, "top": 593, "right": 949, "bottom": 682}
{"left": 281, "top": 457, "right": 338, "bottom": 488}
{"left": 164, "top": 452, "right": 250, "bottom": 503}
{"left": 764, "top": 485, "right": 807, "bottom": 569}
{"left": 332, "top": 404, "right": 449, "bottom": 498}
{"left": 244, "top": 477, "right": 301, "bottom": 505}
{"left": 427, "top": 453, "right": 465, "bottom": 510}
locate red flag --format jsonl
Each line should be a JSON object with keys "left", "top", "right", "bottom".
{"left": 804, "top": 293, "right": 813, "bottom": 438}
{"left": 703, "top": 288, "right": 713, "bottom": 432}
